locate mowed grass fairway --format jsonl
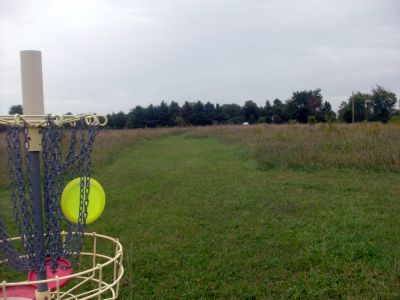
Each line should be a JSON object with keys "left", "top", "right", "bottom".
{"left": 91, "top": 134, "right": 400, "bottom": 298}
{"left": 1, "top": 130, "right": 400, "bottom": 298}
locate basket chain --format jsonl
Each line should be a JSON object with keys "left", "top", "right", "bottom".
{"left": 0, "top": 128, "right": 28, "bottom": 272}
{"left": 42, "top": 117, "right": 64, "bottom": 272}
{"left": 41, "top": 118, "right": 99, "bottom": 271}
{"left": 0, "top": 118, "right": 99, "bottom": 273}
{"left": 0, "top": 126, "right": 36, "bottom": 272}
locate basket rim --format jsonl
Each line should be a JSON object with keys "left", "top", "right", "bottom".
{"left": 0, "top": 231, "right": 123, "bottom": 287}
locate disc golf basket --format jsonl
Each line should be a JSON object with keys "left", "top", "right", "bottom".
{"left": 0, "top": 51, "right": 123, "bottom": 299}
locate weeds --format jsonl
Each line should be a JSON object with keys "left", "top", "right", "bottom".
{"left": 187, "top": 123, "right": 400, "bottom": 172}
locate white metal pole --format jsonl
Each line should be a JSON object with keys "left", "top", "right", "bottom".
{"left": 20, "top": 50, "right": 45, "bottom": 115}
{"left": 20, "top": 50, "right": 50, "bottom": 297}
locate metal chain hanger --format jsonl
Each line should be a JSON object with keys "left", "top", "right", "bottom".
{"left": 0, "top": 117, "right": 100, "bottom": 273}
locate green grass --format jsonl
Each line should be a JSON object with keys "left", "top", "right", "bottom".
{"left": 2, "top": 133, "right": 400, "bottom": 298}
{"left": 90, "top": 135, "right": 400, "bottom": 298}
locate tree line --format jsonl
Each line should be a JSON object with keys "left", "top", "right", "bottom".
{"left": 106, "top": 86, "right": 397, "bottom": 128}
{"left": 107, "top": 89, "right": 335, "bottom": 129}
{"left": 4, "top": 86, "right": 398, "bottom": 129}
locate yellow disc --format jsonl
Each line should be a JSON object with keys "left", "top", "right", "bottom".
{"left": 61, "top": 177, "right": 105, "bottom": 224}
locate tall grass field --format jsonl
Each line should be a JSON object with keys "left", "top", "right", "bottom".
{"left": 1, "top": 123, "right": 400, "bottom": 298}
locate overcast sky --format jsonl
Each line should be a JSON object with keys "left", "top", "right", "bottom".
{"left": 0, "top": 0, "right": 399, "bottom": 114}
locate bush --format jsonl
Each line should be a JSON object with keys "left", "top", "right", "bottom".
{"left": 389, "top": 116, "right": 400, "bottom": 124}
{"left": 307, "top": 116, "right": 317, "bottom": 124}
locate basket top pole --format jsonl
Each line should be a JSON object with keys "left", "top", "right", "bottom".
{"left": 20, "top": 50, "right": 45, "bottom": 116}
{"left": 20, "top": 50, "right": 49, "bottom": 294}
{"left": 20, "top": 50, "right": 44, "bottom": 151}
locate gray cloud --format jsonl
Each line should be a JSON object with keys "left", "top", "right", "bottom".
{"left": 1, "top": 0, "right": 399, "bottom": 114}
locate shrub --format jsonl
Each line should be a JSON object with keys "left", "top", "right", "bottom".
{"left": 389, "top": 116, "right": 400, "bottom": 124}
{"left": 308, "top": 116, "right": 317, "bottom": 124}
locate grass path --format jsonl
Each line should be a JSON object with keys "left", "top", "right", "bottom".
{"left": 1, "top": 134, "right": 400, "bottom": 298}
{"left": 88, "top": 135, "right": 400, "bottom": 299}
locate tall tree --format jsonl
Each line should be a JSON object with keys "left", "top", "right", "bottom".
{"left": 368, "top": 85, "right": 397, "bottom": 123}
{"left": 109, "top": 111, "right": 127, "bottom": 129}
{"left": 214, "top": 104, "right": 228, "bottom": 123}
{"left": 127, "top": 106, "right": 146, "bottom": 128}
{"left": 271, "top": 99, "right": 287, "bottom": 123}
{"left": 221, "top": 104, "right": 242, "bottom": 123}
{"left": 204, "top": 102, "right": 215, "bottom": 125}
{"left": 320, "top": 101, "right": 336, "bottom": 122}
{"left": 189, "top": 101, "right": 208, "bottom": 126}
{"left": 158, "top": 101, "right": 172, "bottom": 126}
{"left": 169, "top": 101, "right": 181, "bottom": 126}
{"left": 338, "top": 92, "right": 370, "bottom": 123}
{"left": 262, "top": 100, "right": 273, "bottom": 123}
{"left": 286, "top": 89, "right": 323, "bottom": 123}
{"left": 181, "top": 102, "right": 193, "bottom": 125}
{"left": 242, "top": 100, "right": 260, "bottom": 124}
{"left": 145, "top": 104, "right": 160, "bottom": 127}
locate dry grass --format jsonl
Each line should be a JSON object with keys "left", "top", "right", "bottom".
{"left": 187, "top": 123, "right": 400, "bottom": 172}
